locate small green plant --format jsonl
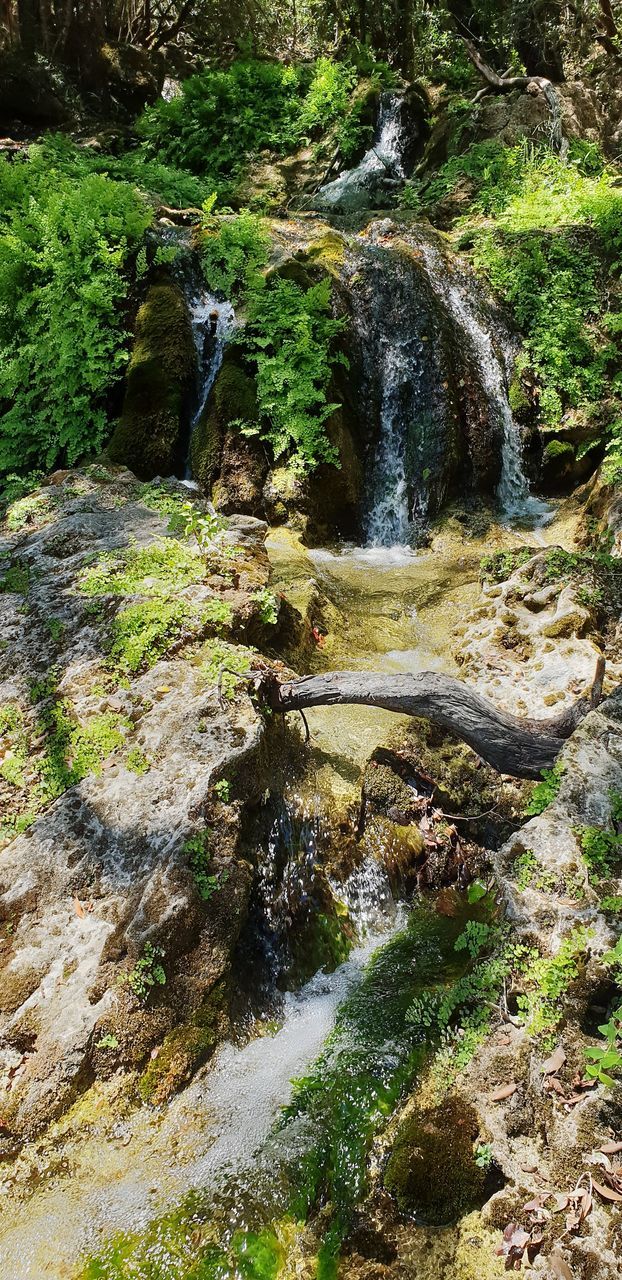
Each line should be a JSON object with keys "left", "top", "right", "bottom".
{"left": 0, "top": 560, "right": 31, "bottom": 595}
{"left": 124, "top": 943, "right": 166, "bottom": 1003}
{"left": 474, "top": 1142, "right": 494, "bottom": 1170}
{"left": 524, "top": 763, "right": 565, "bottom": 817}
{"left": 584, "top": 1008, "right": 622, "bottom": 1087}
{"left": 577, "top": 824, "right": 622, "bottom": 880}
{"left": 96, "top": 1034, "right": 119, "bottom": 1050}
{"left": 45, "top": 618, "right": 65, "bottom": 644}
{"left": 466, "top": 880, "right": 488, "bottom": 904}
{"left": 253, "top": 588, "right": 279, "bottom": 626}
{"left": 125, "top": 747, "right": 150, "bottom": 776}
{"left": 516, "top": 928, "right": 590, "bottom": 1045}
{"left": 454, "top": 920, "right": 495, "bottom": 960}
{"left": 213, "top": 779, "right": 231, "bottom": 803}
{"left": 514, "top": 850, "right": 556, "bottom": 892}
{"left": 183, "top": 831, "right": 227, "bottom": 901}
{"left": 480, "top": 548, "right": 532, "bottom": 583}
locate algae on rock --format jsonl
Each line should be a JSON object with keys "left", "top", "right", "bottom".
{"left": 108, "top": 278, "right": 196, "bottom": 478}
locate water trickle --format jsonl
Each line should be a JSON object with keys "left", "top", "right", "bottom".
{"left": 184, "top": 289, "right": 234, "bottom": 479}
{"left": 417, "top": 239, "right": 551, "bottom": 526}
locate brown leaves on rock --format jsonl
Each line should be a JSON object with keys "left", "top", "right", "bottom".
{"left": 591, "top": 1155, "right": 622, "bottom": 1202}
{"left": 497, "top": 1222, "right": 533, "bottom": 1270}
{"left": 549, "top": 1256, "right": 574, "bottom": 1280}
{"left": 541, "top": 1045, "right": 566, "bottom": 1075}
{"left": 490, "top": 1082, "right": 518, "bottom": 1102}
{"left": 555, "top": 1176, "right": 592, "bottom": 1233}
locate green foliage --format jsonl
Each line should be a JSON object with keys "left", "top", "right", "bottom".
{"left": 577, "top": 823, "right": 622, "bottom": 880}
{"left": 79, "top": 540, "right": 206, "bottom": 598}
{"left": 0, "top": 559, "right": 31, "bottom": 594}
{"left": 516, "top": 927, "right": 589, "bottom": 1044}
{"left": 107, "top": 598, "right": 208, "bottom": 674}
{"left": 585, "top": 1006, "right": 622, "bottom": 1087}
{"left": 200, "top": 211, "right": 269, "bottom": 298}
{"left": 454, "top": 920, "right": 494, "bottom": 960}
{"left": 183, "top": 831, "right": 228, "bottom": 901}
{"left": 513, "top": 850, "right": 555, "bottom": 893}
{"left": 253, "top": 588, "right": 279, "bottom": 625}
{"left": 123, "top": 943, "right": 166, "bottom": 1003}
{"left": 137, "top": 57, "right": 381, "bottom": 202}
{"left": 96, "top": 1034, "right": 119, "bottom": 1051}
{"left": 138, "top": 59, "right": 307, "bottom": 196}
{"left": 479, "top": 548, "right": 532, "bottom": 583}
{"left": 213, "top": 779, "right": 230, "bottom": 803}
{"left": 5, "top": 489, "right": 55, "bottom": 532}
{"left": 466, "top": 879, "right": 487, "bottom": 904}
{"left": 125, "top": 747, "right": 150, "bottom": 776}
{"left": 201, "top": 639, "right": 253, "bottom": 697}
{"left": 0, "top": 146, "right": 152, "bottom": 481}
{"left": 474, "top": 1142, "right": 494, "bottom": 1170}
{"left": 524, "top": 762, "right": 565, "bottom": 816}
{"left": 242, "top": 276, "right": 344, "bottom": 471}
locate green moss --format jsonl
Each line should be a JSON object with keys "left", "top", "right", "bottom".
{"left": 79, "top": 539, "right": 206, "bottom": 598}
{"left": 542, "top": 439, "right": 575, "bottom": 463}
{"left": 138, "top": 984, "right": 226, "bottom": 1105}
{"left": 191, "top": 355, "right": 258, "bottom": 492}
{"left": 383, "top": 1097, "right": 486, "bottom": 1224}
{"left": 108, "top": 280, "right": 196, "bottom": 479}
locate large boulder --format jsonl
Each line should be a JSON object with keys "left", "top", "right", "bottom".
{"left": 108, "top": 278, "right": 196, "bottom": 479}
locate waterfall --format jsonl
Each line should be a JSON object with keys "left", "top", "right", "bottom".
{"left": 311, "top": 92, "right": 409, "bottom": 212}
{"left": 364, "top": 334, "right": 422, "bottom": 547}
{"left": 184, "top": 288, "right": 234, "bottom": 479}
{"left": 416, "top": 239, "right": 551, "bottom": 525}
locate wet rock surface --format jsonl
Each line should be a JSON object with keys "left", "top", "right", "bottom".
{"left": 0, "top": 467, "right": 272, "bottom": 1148}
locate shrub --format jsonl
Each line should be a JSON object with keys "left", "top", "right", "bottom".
{"left": 0, "top": 148, "right": 152, "bottom": 481}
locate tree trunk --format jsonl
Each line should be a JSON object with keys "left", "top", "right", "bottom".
{"left": 255, "top": 662, "right": 605, "bottom": 780}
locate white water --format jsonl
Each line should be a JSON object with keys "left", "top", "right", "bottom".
{"left": 312, "top": 93, "right": 407, "bottom": 211}
{"left": 418, "top": 240, "right": 552, "bottom": 526}
{"left": 364, "top": 334, "right": 422, "bottom": 548}
{"left": 0, "top": 915, "right": 398, "bottom": 1279}
{"left": 184, "top": 290, "right": 235, "bottom": 478}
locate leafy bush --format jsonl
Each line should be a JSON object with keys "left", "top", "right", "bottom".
{"left": 200, "top": 210, "right": 269, "bottom": 298}
{"left": 241, "top": 275, "right": 345, "bottom": 471}
{"left": 138, "top": 59, "right": 308, "bottom": 196}
{"left": 0, "top": 147, "right": 152, "bottom": 481}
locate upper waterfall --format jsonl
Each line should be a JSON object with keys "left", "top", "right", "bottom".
{"left": 311, "top": 92, "right": 412, "bottom": 213}
{"left": 184, "top": 288, "right": 234, "bottom": 478}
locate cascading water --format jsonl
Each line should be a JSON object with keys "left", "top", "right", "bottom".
{"left": 311, "top": 92, "right": 410, "bottom": 213}
{"left": 183, "top": 288, "right": 234, "bottom": 479}
{"left": 416, "top": 237, "right": 551, "bottom": 525}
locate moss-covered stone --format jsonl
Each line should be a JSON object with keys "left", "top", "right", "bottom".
{"left": 137, "top": 982, "right": 227, "bottom": 1106}
{"left": 383, "top": 1097, "right": 487, "bottom": 1225}
{"left": 191, "top": 354, "right": 258, "bottom": 493}
{"left": 108, "top": 279, "right": 196, "bottom": 479}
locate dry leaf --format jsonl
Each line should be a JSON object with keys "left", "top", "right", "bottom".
{"left": 600, "top": 1141, "right": 622, "bottom": 1155}
{"left": 549, "top": 1255, "right": 573, "bottom": 1280}
{"left": 74, "top": 896, "right": 85, "bottom": 918}
{"left": 542, "top": 1045, "right": 566, "bottom": 1075}
{"left": 592, "top": 1178, "right": 622, "bottom": 1204}
{"left": 491, "top": 1082, "right": 517, "bottom": 1102}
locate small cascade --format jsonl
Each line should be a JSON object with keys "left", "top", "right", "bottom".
{"left": 416, "top": 238, "right": 551, "bottom": 525}
{"left": 364, "top": 334, "right": 423, "bottom": 547}
{"left": 311, "top": 92, "right": 411, "bottom": 213}
{"left": 184, "top": 288, "right": 234, "bottom": 478}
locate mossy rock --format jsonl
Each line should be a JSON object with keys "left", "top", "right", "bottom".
{"left": 191, "top": 354, "right": 258, "bottom": 492}
{"left": 384, "top": 1097, "right": 487, "bottom": 1225}
{"left": 137, "top": 982, "right": 227, "bottom": 1106}
{"left": 108, "top": 279, "right": 196, "bottom": 479}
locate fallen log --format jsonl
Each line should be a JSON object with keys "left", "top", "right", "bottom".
{"left": 254, "top": 659, "right": 605, "bottom": 780}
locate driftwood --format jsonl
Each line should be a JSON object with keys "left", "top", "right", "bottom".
{"left": 254, "top": 658, "right": 605, "bottom": 780}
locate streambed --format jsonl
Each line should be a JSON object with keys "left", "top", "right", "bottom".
{"left": 0, "top": 506, "right": 577, "bottom": 1279}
